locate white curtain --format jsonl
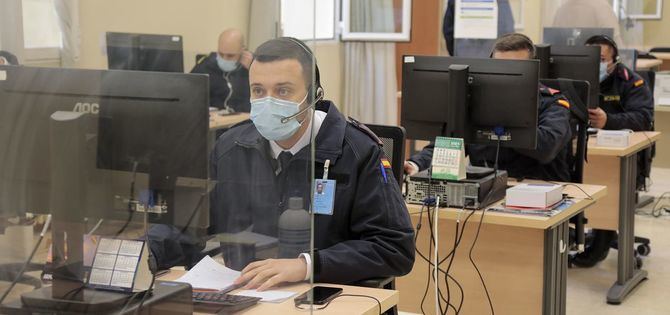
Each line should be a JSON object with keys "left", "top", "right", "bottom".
{"left": 53, "top": 0, "right": 80, "bottom": 67}
{"left": 343, "top": 0, "right": 398, "bottom": 125}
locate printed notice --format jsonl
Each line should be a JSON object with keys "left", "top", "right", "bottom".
{"left": 89, "top": 269, "right": 113, "bottom": 286}
{"left": 454, "top": 0, "right": 498, "bottom": 39}
{"left": 110, "top": 271, "right": 135, "bottom": 288}
{"left": 92, "top": 253, "right": 117, "bottom": 270}
{"left": 119, "top": 240, "right": 144, "bottom": 256}
{"left": 114, "top": 255, "right": 140, "bottom": 272}
{"left": 97, "top": 238, "right": 122, "bottom": 254}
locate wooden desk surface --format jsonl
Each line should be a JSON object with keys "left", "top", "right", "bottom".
{"left": 587, "top": 131, "right": 661, "bottom": 157}
{"left": 636, "top": 58, "right": 663, "bottom": 70}
{"left": 650, "top": 52, "right": 670, "bottom": 60}
{"left": 406, "top": 181, "right": 607, "bottom": 230}
{"left": 160, "top": 270, "right": 398, "bottom": 315}
{"left": 209, "top": 112, "right": 250, "bottom": 130}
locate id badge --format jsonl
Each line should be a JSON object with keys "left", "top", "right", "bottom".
{"left": 312, "top": 179, "right": 336, "bottom": 215}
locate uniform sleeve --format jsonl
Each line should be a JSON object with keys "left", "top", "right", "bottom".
{"left": 604, "top": 78, "right": 654, "bottom": 131}
{"left": 514, "top": 99, "right": 572, "bottom": 164}
{"left": 409, "top": 142, "right": 435, "bottom": 172}
{"left": 314, "top": 147, "right": 415, "bottom": 284}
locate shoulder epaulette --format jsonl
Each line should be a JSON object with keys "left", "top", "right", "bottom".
{"left": 347, "top": 117, "right": 383, "bottom": 145}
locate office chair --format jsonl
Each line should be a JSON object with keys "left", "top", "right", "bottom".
{"left": 195, "top": 54, "right": 209, "bottom": 65}
{"left": 540, "top": 79, "right": 591, "bottom": 265}
{"left": 366, "top": 124, "right": 406, "bottom": 186}
{"left": 355, "top": 123, "right": 406, "bottom": 315}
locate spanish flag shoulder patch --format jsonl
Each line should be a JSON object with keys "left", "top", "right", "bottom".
{"left": 557, "top": 99, "right": 570, "bottom": 109}
{"left": 634, "top": 79, "right": 644, "bottom": 87}
{"left": 381, "top": 158, "right": 392, "bottom": 169}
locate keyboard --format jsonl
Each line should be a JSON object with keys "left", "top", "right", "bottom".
{"left": 192, "top": 291, "right": 261, "bottom": 314}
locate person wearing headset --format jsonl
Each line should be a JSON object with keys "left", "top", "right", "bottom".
{"left": 572, "top": 35, "right": 654, "bottom": 268}
{"left": 151, "top": 37, "right": 415, "bottom": 290}
{"left": 191, "top": 28, "right": 253, "bottom": 112}
{"left": 585, "top": 35, "right": 653, "bottom": 131}
{"left": 405, "top": 33, "right": 573, "bottom": 182}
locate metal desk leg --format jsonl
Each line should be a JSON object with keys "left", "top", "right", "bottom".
{"left": 543, "top": 221, "right": 569, "bottom": 315}
{"left": 607, "top": 154, "right": 648, "bottom": 304}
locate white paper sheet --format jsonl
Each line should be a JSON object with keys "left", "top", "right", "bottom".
{"left": 174, "top": 255, "right": 240, "bottom": 291}
{"left": 454, "top": 0, "right": 498, "bottom": 39}
{"left": 234, "top": 289, "right": 297, "bottom": 303}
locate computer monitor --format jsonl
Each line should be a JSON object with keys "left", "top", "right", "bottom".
{"left": 106, "top": 32, "right": 185, "bottom": 73}
{"left": 619, "top": 48, "right": 638, "bottom": 71}
{"left": 0, "top": 65, "right": 209, "bottom": 228}
{"left": 535, "top": 45, "right": 601, "bottom": 109}
{"left": 401, "top": 56, "right": 539, "bottom": 150}
{"left": 543, "top": 27, "right": 614, "bottom": 46}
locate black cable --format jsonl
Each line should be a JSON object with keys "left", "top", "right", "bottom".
{"left": 638, "top": 191, "right": 670, "bottom": 217}
{"left": 134, "top": 275, "right": 155, "bottom": 315}
{"left": 544, "top": 180, "right": 594, "bottom": 200}
{"left": 115, "top": 161, "right": 139, "bottom": 237}
{"left": 135, "top": 205, "right": 157, "bottom": 315}
{"left": 296, "top": 293, "right": 383, "bottom": 315}
{"left": 469, "top": 208, "right": 494, "bottom": 315}
{"left": 0, "top": 214, "right": 52, "bottom": 304}
{"left": 413, "top": 208, "right": 457, "bottom": 315}
{"left": 179, "top": 192, "right": 208, "bottom": 234}
{"left": 465, "top": 137, "right": 501, "bottom": 315}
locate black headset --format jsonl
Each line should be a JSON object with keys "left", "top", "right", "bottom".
{"left": 585, "top": 34, "right": 620, "bottom": 62}
{"left": 277, "top": 37, "right": 325, "bottom": 123}
{"left": 282, "top": 37, "right": 324, "bottom": 103}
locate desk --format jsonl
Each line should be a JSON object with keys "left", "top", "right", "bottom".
{"left": 397, "top": 183, "right": 607, "bottom": 315}
{"left": 582, "top": 131, "right": 661, "bottom": 304}
{"left": 650, "top": 52, "right": 670, "bottom": 71}
{"left": 160, "top": 270, "right": 398, "bottom": 315}
{"left": 209, "top": 112, "right": 249, "bottom": 131}
{"left": 636, "top": 59, "right": 663, "bottom": 71}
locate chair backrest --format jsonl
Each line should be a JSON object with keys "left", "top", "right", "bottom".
{"left": 366, "top": 124, "right": 406, "bottom": 186}
{"left": 638, "top": 70, "right": 656, "bottom": 95}
{"left": 540, "top": 79, "right": 590, "bottom": 183}
{"left": 195, "top": 54, "right": 209, "bottom": 65}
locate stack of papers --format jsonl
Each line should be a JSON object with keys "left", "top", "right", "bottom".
{"left": 175, "top": 255, "right": 240, "bottom": 292}
{"left": 174, "top": 256, "right": 297, "bottom": 303}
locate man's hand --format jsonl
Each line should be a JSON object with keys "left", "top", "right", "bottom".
{"left": 588, "top": 108, "right": 608, "bottom": 129}
{"left": 240, "top": 50, "right": 254, "bottom": 69}
{"left": 233, "top": 258, "right": 307, "bottom": 291}
{"left": 404, "top": 161, "right": 419, "bottom": 176}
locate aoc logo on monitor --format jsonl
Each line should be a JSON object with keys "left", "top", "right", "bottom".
{"left": 73, "top": 102, "right": 99, "bottom": 114}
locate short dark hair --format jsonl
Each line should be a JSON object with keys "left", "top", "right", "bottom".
{"left": 252, "top": 37, "right": 321, "bottom": 93}
{"left": 492, "top": 33, "right": 536, "bottom": 58}
{"left": 585, "top": 35, "right": 619, "bottom": 59}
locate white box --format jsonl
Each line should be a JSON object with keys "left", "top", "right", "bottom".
{"left": 654, "top": 72, "right": 670, "bottom": 107}
{"left": 506, "top": 184, "right": 563, "bottom": 209}
{"left": 596, "top": 130, "right": 632, "bottom": 148}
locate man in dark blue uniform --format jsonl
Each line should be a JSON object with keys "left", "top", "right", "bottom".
{"left": 585, "top": 35, "right": 653, "bottom": 131}
{"left": 190, "top": 29, "right": 253, "bottom": 112}
{"left": 153, "top": 37, "right": 415, "bottom": 290}
{"left": 405, "top": 33, "right": 573, "bottom": 182}
{"left": 572, "top": 35, "right": 654, "bottom": 268}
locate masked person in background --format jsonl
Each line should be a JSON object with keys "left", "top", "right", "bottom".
{"left": 585, "top": 35, "right": 653, "bottom": 131}
{"left": 572, "top": 35, "right": 654, "bottom": 268}
{"left": 191, "top": 28, "right": 253, "bottom": 112}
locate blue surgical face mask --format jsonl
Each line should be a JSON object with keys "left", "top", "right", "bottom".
{"left": 216, "top": 54, "right": 238, "bottom": 72}
{"left": 250, "top": 94, "right": 309, "bottom": 141}
{"left": 599, "top": 62, "right": 609, "bottom": 82}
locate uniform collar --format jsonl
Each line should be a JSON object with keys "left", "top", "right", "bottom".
{"left": 269, "top": 110, "right": 326, "bottom": 159}
{"left": 235, "top": 100, "right": 346, "bottom": 164}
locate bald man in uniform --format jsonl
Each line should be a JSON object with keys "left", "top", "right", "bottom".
{"left": 191, "top": 29, "right": 253, "bottom": 112}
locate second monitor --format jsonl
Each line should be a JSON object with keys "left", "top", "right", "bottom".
{"left": 401, "top": 56, "right": 539, "bottom": 150}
